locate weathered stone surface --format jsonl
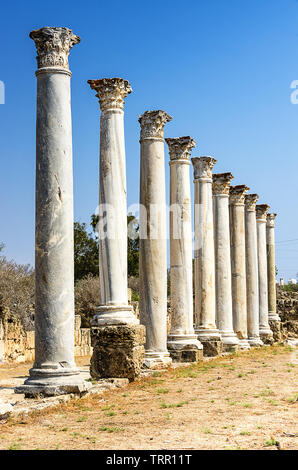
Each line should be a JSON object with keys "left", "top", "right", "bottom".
{"left": 213, "top": 173, "right": 239, "bottom": 349}
{"left": 269, "top": 320, "right": 283, "bottom": 343}
{"left": 90, "top": 325, "right": 146, "bottom": 381}
{"left": 192, "top": 157, "right": 221, "bottom": 352}
{"left": 200, "top": 339, "right": 223, "bottom": 357}
{"left": 0, "top": 399, "right": 13, "bottom": 420}
{"left": 139, "top": 110, "right": 172, "bottom": 368}
{"left": 166, "top": 137, "right": 202, "bottom": 361}
{"left": 170, "top": 347, "right": 203, "bottom": 363}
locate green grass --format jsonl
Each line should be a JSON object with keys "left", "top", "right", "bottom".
{"left": 160, "top": 401, "right": 189, "bottom": 409}
{"left": 98, "top": 427, "right": 124, "bottom": 433}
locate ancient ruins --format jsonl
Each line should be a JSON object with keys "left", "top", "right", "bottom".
{"left": 0, "top": 26, "right": 287, "bottom": 398}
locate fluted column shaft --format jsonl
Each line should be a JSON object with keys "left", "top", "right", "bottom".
{"left": 192, "top": 157, "right": 221, "bottom": 345}
{"left": 245, "top": 195, "right": 263, "bottom": 346}
{"left": 16, "top": 27, "right": 90, "bottom": 397}
{"left": 229, "top": 186, "right": 250, "bottom": 349}
{"left": 166, "top": 138, "right": 202, "bottom": 361}
{"left": 88, "top": 78, "right": 137, "bottom": 326}
{"left": 139, "top": 110, "right": 172, "bottom": 368}
{"left": 256, "top": 204, "right": 273, "bottom": 340}
{"left": 213, "top": 173, "right": 239, "bottom": 351}
{"left": 267, "top": 214, "right": 280, "bottom": 321}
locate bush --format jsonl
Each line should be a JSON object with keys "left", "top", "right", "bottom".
{"left": 74, "top": 275, "right": 100, "bottom": 327}
{"left": 0, "top": 256, "right": 35, "bottom": 330}
{"left": 128, "top": 276, "right": 139, "bottom": 294}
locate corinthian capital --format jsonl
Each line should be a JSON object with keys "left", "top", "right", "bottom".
{"left": 166, "top": 136, "right": 196, "bottom": 161}
{"left": 88, "top": 78, "right": 132, "bottom": 111}
{"left": 245, "top": 194, "right": 259, "bottom": 211}
{"left": 256, "top": 204, "right": 270, "bottom": 221}
{"left": 229, "top": 185, "right": 250, "bottom": 205}
{"left": 139, "top": 110, "right": 172, "bottom": 140}
{"left": 29, "top": 27, "right": 80, "bottom": 69}
{"left": 192, "top": 156, "right": 217, "bottom": 181}
{"left": 267, "top": 213, "right": 277, "bottom": 228}
{"left": 212, "top": 173, "right": 234, "bottom": 195}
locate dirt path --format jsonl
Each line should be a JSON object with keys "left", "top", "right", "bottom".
{"left": 0, "top": 345, "right": 297, "bottom": 450}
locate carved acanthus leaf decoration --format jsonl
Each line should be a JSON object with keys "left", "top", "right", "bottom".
{"left": 166, "top": 136, "right": 196, "bottom": 161}
{"left": 30, "top": 27, "right": 80, "bottom": 69}
{"left": 212, "top": 173, "right": 234, "bottom": 195}
{"left": 229, "top": 185, "right": 250, "bottom": 204}
{"left": 88, "top": 78, "right": 132, "bottom": 111}
{"left": 139, "top": 110, "right": 172, "bottom": 140}
{"left": 256, "top": 204, "right": 270, "bottom": 221}
{"left": 192, "top": 156, "right": 217, "bottom": 180}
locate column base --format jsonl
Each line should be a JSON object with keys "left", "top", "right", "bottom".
{"left": 269, "top": 320, "right": 283, "bottom": 343}
{"left": 220, "top": 330, "right": 240, "bottom": 353}
{"left": 248, "top": 337, "right": 263, "bottom": 347}
{"left": 167, "top": 334, "right": 203, "bottom": 363}
{"left": 143, "top": 351, "right": 172, "bottom": 369}
{"left": 268, "top": 312, "right": 281, "bottom": 322}
{"left": 238, "top": 339, "right": 251, "bottom": 350}
{"left": 91, "top": 305, "right": 139, "bottom": 326}
{"left": 259, "top": 328, "right": 274, "bottom": 345}
{"left": 195, "top": 328, "right": 222, "bottom": 357}
{"left": 90, "top": 325, "right": 145, "bottom": 382}
{"left": 15, "top": 366, "right": 91, "bottom": 398}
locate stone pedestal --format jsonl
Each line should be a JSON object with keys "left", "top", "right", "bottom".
{"left": 245, "top": 194, "right": 263, "bottom": 347}
{"left": 256, "top": 204, "right": 274, "bottom": 344}
{"left": 213, "top": 173, "right": 239, "bottom": 352}
{"left": 88, "top": 78, "right": 141, "bottom": 378}
{"left": 15, "top": 27, "right": 90, "bottom": 398}
{"left": 267, "top": 213, "right": 280, "bottom": 322}
{"left": 166, "top": 137, "right": 203, "bottom": 362}
{"left": 139, "top": 111, "right": 172, "bottom": 369}
{"left": 229, "top": 185, "right": 250, "bottom": 350}
{"left": 90, "top": 325, "right": 145, "bottom": 381}
{"left": 192, "top": 157, "right": 222, "bottom": 357}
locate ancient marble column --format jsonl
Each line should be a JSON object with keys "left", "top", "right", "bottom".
{"left": 16, "top": 27, "right": 90, "bottom": 397}
{"left": 213, "top": 173, "right": 239, "bottom": 351}
{"left": 267, "top": 213, "right": 280, "bottom": 321}
{"left": 256, "top": 204, "right": 273, "bottom": 344}
{"left": 165, "top": 137, "right": 203, "bottom": 362}
{"left": 229, "top": 185, "right": 250, "bottom": 350}
{"left": 139, "top": 110, "right": 172, "bottom": 368}
{"left": 87, "top": 78, "right": 145, "bottom": 380}
{"left": 192, "top": 157, "right": 222, "bottom": 356}
{"left": 245, "top": 194, "right": 263, "bottom": 347}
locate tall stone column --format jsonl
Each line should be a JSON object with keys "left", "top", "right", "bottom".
{"left": 139, "top": 110, "right": 172, "bottom": 368}
{"left": 256, "top": 204, "right": 273, "bottom": 344}
{"left": 213, "top": 173, "right": 239, "bottom": 352}
{"left": 245, "top": 194, "right": 263, "bottom": 347}
{"left": 192, "top": 157, "right": 222, "bottom": 357}
{"left": 267, "top": 213, "right": 280, "bottom": 321}
{"left": 87, "top": 78, "right": 145, "bottom": 381}
{"left": 229, "top": 185, "right": 250, "bottom": 349}
{"left": 16, "top": 27, "right": 90, "bottom": 397}
{"left": 165, "top": 137, "right": 203, "bottom": 362}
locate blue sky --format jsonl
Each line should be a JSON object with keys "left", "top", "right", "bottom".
{"left": 0, "top": 0, "right": 298, "bottom": 281}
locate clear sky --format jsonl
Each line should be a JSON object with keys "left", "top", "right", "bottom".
{"left": 0, "top": 0, "right": 298, "bottom": 281}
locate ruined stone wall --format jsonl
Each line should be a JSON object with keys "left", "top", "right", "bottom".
{"left": 276, "top": 289, "right": 298, "bottom": 338}
{"left": 0, "top": 311, "right": 92, "bottom": 364}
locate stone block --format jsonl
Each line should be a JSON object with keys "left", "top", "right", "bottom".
{"left": 269, "top": 320, "right": 283, "bottom": 343}
{"left": 169, "top": 348, "right": 203, "bottom": 363}
{"left": 90, "top": 324, "right": 146, "bottom": 382}
{"left": 201, "top": 339, "right": 223, "bottom": 357}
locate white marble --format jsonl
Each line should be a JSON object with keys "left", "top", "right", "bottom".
{"left": 229, "top": 185, "right": 250, "bottom": 350}
{"left": 166, "top": 137, "right": 202, "bottom": 359}
{"left": 213, "top": 173, "right": 239, "bottom": 351}
{"left": 267, "top": 214, "right": 280, "bottom": 321}
{"left": 245, "top": 195, "right": 263, "bottom": 347}
{"left": 139, "top": 110, "right": 172, "bottom": 368}
{"left": 192, "top": 157, "right": 221, "bottom": 343}
{"left": 88, "top": 78, "right": 138, "bottom": 326}
{"left": 256, "top": 204, "right": 273, "bottom": 340}
{"left": 16, "top": 27, "right": 90, "bottom": 397}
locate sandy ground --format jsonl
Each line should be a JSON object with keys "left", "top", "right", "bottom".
{"left": 0, "top": 345, "right": 297, "bottom": 450}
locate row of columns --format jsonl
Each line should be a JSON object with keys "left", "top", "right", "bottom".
{"left": 17, "top": 26, "right": 280, "bottom": 396}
